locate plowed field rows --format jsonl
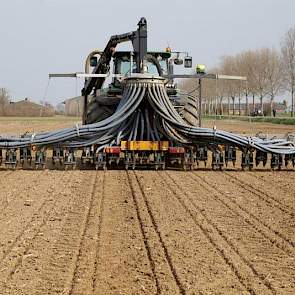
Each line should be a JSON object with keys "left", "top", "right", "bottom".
{"left": 0, "top": 118, "right": 294, "bottom": 294}
{"left": 0, "top": 170, "right": 294, "bottom": 294}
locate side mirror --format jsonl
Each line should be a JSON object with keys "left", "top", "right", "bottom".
{"left": 174, "top": 58, "right": 183, "bottom": 65}
{"left": 184, "top": 56, "right": 192, "bottom": 68}
{"left": 90, "top": 56, "right": 98, "bottom": 67}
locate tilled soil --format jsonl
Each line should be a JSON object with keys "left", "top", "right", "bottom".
{"left": 0, "top": 170, "right": 294, "bottom": 295}
{"left": 0, "top": 117, "right": 293, "bottom": 136}
{"left": 203, "top": 119, "right": 295, "bottom": 135}
{"left": 0, "top": 117, "right": 79, "bottom": 135}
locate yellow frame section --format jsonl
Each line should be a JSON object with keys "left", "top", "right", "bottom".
{"left": 121, "top": 141, "right": 169, "bottom": 151}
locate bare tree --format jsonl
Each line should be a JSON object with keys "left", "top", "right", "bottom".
{"left": 235, "top": 50, "right": 257, "bottom": 115}
{"left": 0, "top": 88, "right": 10, "bottom": 115}
{"left": 263, "top": 48, "right": 284, "bottom": 116}
{"left": 202, "top": 78, "right": 217, "bottom": 115}
{"left": 216, "top": 79, "right": 226, "bottom": 115}
{"left": 252, "top": 48, "right": 270, "bottom": 115}
{"left": 281, "top": 27, "right": 295, "bottom": 117}
{"left": 219, "top": 56, "right": 240, "bottom": 116}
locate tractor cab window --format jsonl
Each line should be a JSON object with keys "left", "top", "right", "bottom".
{"left": 120, "top": 60, "right": 161, "bottom": 76}
{"left": 146, "top": 62, "right": 160, "bottom": 76}
{"left": 159, "top": 60, "right": 168, "bottom": 75}
{"left": 120, "top": 60, "right": 134, "bottom": 75}
{"left": 118, "top": 58, "right": 166, "bottom": 76}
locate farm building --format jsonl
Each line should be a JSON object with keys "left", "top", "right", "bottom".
{"left": 64, "top": 96, "right": 83, "bottom": 117}
{"left": 3, "top": 98, "right": 54, "bottom": 117}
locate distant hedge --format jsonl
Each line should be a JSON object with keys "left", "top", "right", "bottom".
{"left": 204, "top": 115, "right": 295, "bottom": 125}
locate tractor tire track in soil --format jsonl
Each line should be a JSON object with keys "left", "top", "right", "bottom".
{"left": 91, "top": 170, "right": 162, "bottom": 294}
{"left": 134, "top": 171, "right": 252, "bottom": 294}
{"left": 132, "top": 171, "right": 185, "bottom": 294}
{"left": 126, "top": 171, "right": 161, "bottom": 294}
{"left": 64, "top": 170, "right": 108, "bottom": 295}
{"left": 31, "top": 171, "right": 99, "bottom": 295}
{"left": 62, "top": 171, "right": 102, "bottom": 295}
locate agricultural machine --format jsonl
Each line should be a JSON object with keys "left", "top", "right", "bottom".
{"left": 0, "top": 18, "right": 295, "bottom": 170}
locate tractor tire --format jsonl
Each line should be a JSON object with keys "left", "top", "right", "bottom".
{"left": 181, "top": 95, "right": 199, "bottom": 126}
{"left": 85, "top": 95, "right": 120, "bottom": 124}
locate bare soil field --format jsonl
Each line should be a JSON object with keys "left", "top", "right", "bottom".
{"left": 0, "top": 116, "right": 80, "bottom": 135}
{"left": 0, "top": 117, "right": 294, "bottom": 294}
{"left": 0, "top": 116, "right": 293, "bottom": 136}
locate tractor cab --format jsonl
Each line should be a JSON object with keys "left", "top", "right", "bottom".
{"left": 113, "top": 51, "right": 171, "bottom": 75}
{"left": 85, "top": 50, "right": 189, "bottom": 124}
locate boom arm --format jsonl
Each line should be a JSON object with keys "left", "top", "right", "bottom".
{"left": 82, "top": 17, "right": 147, "bottom": 97}
{"left": 81, "top": 17, "right": 147, "bottom": 123}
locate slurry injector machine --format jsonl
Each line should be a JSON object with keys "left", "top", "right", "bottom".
{"left": 1, "top": 18, "right": 294, "bottom": 170}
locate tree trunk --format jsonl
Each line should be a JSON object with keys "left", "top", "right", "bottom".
{"left": 208, "top": 101, "right": 211, "bottom": 116}
{"left": 220, "top": 97, "right": 223, "bottom": 115}
{"left": 292, "top": 86, "right": 294, "bottom": 117}
{"left": 238, "top": 95, "right": 241, "bottom": 116}
{"left": 246, "top": 92, "right": 249, "bottom": 116}
{"left": 252, "top": 94, "right": 255, "bottom": 114}
{"left": 228, "top": 97, "right": 230, "bottom": 116}
{"left": 232, "top": 97, "right": 235, "bottom": 115}
{"left": 270, "top": 96, "right": 274, "bottom": 117}
{"left": 260, "top": 96, "right": 264, "bottom": 115}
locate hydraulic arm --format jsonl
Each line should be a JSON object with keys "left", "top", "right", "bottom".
{"left": 81, "top": 17, "right": 147, "bottom": 123}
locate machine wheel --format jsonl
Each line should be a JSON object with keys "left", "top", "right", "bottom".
{"left": 85, "top": 96, "right": 120, "bottom": 124}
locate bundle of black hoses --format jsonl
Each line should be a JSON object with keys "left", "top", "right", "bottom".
{"left": 0, "top": 76, "right": 294, "bottom": 155}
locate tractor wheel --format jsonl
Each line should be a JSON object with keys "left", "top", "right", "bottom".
{"left": 85, "top": 95, "right": 120, "bottom": 124}
{"left": 181, "top": 95, "right": 199, "bottom": 126}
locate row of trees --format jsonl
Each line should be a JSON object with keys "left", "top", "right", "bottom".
{"left": 183, "top": 27, "right": 295, "bottom": 117}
